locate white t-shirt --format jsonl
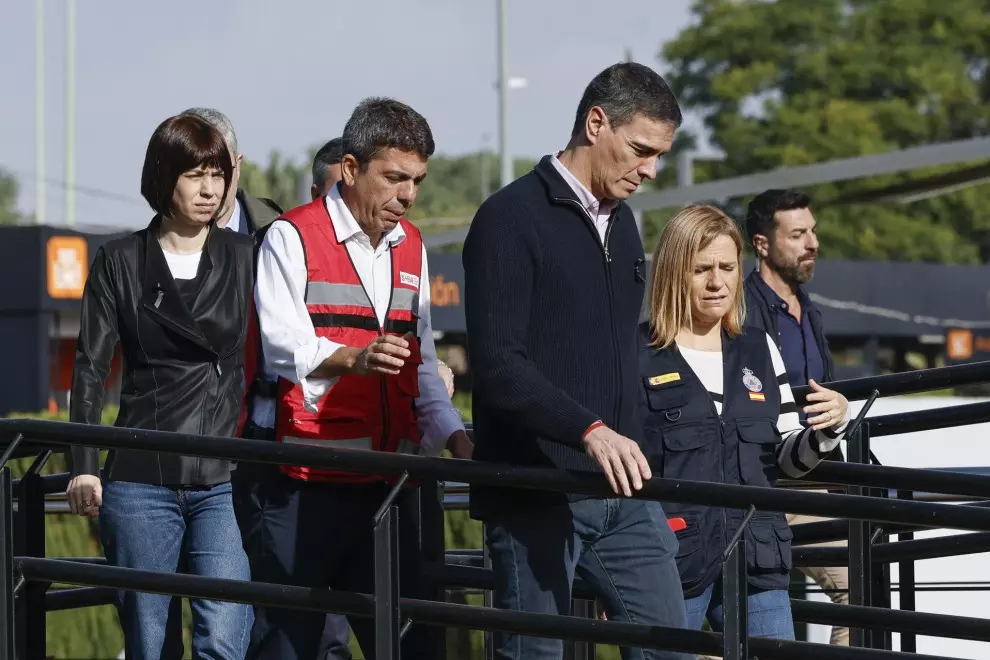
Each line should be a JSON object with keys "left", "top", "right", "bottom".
{"left": 162, "top": 250, "right": 202, "bottom": 280}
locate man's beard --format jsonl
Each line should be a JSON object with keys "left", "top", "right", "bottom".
{"left": 778, "top": 258, "right": 815, "bottom": 285}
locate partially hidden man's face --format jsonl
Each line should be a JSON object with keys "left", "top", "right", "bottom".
{"left": 311, "top": 162, "right": 343, "bottom": 201}
{"left": 170, "top": 164, "right": 226, "bottom": 225}
{"left": 216, "top": 151, "right": 242, "bottom": 218}
{"left": 341, "top": 148, "right": 428, "bottom": 238}
{"left": 764, "top": 207, "right": 820, "bottom": 284}
{"left": 586, "top": 109, "right": 675, "bottom": 201}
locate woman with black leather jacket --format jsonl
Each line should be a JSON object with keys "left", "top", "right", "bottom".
{"left": 65, "top": 114, "right": 255, "bottom": 659}
{"left": 639, "top": 204, "right": 849, "bottom": 641}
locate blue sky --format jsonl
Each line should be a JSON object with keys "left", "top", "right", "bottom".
{"left": 1, "top": 0, "right": 694, "bottom": 228}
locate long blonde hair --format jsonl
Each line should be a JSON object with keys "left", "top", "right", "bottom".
{"left": 648, "top": 204, "right": 746, "bottom": 348}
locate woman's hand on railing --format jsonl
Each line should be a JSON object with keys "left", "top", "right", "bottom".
{"left": 66, "top": 475, "right": 103, "bottom": 517}
{"left": 803, "top": 379, "right": 850, "bottom": 432}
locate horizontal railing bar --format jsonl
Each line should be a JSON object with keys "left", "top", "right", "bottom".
{"left": 14, "top": 557, "right": 963, "bottom": 660}
{"left": 45, "top": 587, "right": 116, "bottom": 611}
{"left": 794, "top": 531, "right": 990, "bottom": 566}
{"left": 868, "top": 401, "right": 990, "bottom": 437}
{"left": 4, "top": 419, "right": 990, "bottom": 531}
{"left": 423, "top": 562, "right": 980, "bottom": 655}
{"left": 791, "top": 360, "right": 990, "bottom": 403}
{"left": 808, "top": 461, "right": 990, "bottom": 499}
{"left": 789, "top": 599, "right": 990, "bottom": 642}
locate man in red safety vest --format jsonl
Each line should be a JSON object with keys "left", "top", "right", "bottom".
{"left": 244, "top": 97, "right": 472, "bottom": 660}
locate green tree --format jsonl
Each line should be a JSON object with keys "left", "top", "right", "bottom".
{"left": 0, "top": 168, "right": 25, "bottom": 225}
{"left": 660, "top": 0, "right": 990, "bottom": 263}
{"left": 240, "top": 151, "right": 308, "bottom": 212}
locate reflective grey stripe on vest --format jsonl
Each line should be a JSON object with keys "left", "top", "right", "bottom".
{"left": 282, "top": 436, "right": 372, "bottom": 450}
{"left": 396, "top": 439, "right": 421, "bottom": 456}
{"left": 305, "top": 282, "right": 371, "bottom": 308}
{"left": 391, "top": 288, "right": 419, "bottom": 314}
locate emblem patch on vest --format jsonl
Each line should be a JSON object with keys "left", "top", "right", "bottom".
{"left": 400, "top": 272, "right": 419, "bottom": 288}
{"left": 649, "top": 372, "right": 680, "bottom": 386}
{"left": 742, "top": 367, "right": 763, "bottom": 393}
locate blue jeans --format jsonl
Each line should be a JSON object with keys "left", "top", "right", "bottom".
{"left": 486, "top": 498, "right": 690, "bottom": 660}
{"left": 100, "top": 480, "right": 254, "bottom": 660}
{"left": 684, "top": 580, "right": 794, "bottom": 640}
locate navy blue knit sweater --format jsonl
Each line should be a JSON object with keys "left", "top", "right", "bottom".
{"left": 463, "top": 155, "right": 647, "bottom": 518}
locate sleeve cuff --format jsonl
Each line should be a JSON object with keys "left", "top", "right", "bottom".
{"left": 296, "top": 337, "right": 342, "bottom": 413}
{"left": 419, "top": 407, "right": 466, "bottom": 457}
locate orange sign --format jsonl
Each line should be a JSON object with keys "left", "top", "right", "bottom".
{"left": 431, "top": 274, "right": 460, "bottom": 307}
{"left": 946, "top": 329, "right": 974, "bottom": 361}
{"left": 46, "top": 236, "right": 88, "bottom": 299}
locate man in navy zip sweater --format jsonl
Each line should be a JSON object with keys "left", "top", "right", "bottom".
{"left": 464, "top": 62, "right": 689, "bottom": 660}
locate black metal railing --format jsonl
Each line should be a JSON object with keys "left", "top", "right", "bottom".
{"left": 3, "top": 359, "right": 990, "bottom": 658}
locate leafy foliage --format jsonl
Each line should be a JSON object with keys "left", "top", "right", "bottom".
{"left": 659, "top": 0, "right": 990, "bottom": 263}
{"left": 0, "top": 168, "right": 26, "bottom": 225}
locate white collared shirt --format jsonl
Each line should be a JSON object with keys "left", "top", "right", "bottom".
{"left": 253, "top": 183, "right": 463, "bottom": 455}
{"left": 549, "top": 153, "right": 617, "bottom": 244}
{"left": 224, "top": 198, "right": 243, "bottom": 234}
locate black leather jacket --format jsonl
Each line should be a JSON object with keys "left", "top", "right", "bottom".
{"left": 69, "top": 217, "right": 254, "bottom": 486}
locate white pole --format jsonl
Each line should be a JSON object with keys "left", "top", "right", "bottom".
{"left": 35, "top": 0, "right": 45, "bottom": 225}
{"left": 496, "top": 0, "right": 512, "bottom": 188}
{"left": 65, "top": 0, "right": 75, "bottom": 227}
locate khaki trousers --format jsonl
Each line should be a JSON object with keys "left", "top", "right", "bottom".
{"left": 786, "top": 510, "right": 850, "bottom": 646}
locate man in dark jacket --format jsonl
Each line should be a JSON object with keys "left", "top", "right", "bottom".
{"left": 181, "top": 107, "right": 282, "bottom": 235}
{"left": 743, "top": 188, "right": 849, "bottom": 646}
{"left": 464, "top": 62, "right": 688, "bottom": 660}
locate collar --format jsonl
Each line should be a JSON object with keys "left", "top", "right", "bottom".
{"left": 548, "top": 153, "right": 617, "bottom": 217}
{"left": 325, "top": 182, "right": 406, "bottom": 247}
{"left": 226, "top": 198, "right": 243, "bottom": 233}
{"left": 750, "top": 269, "right": 811, "bottom": 309}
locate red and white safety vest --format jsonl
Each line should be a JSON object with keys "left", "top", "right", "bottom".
{"left": 274, "top": 198, "right": 424, "bottom": 483}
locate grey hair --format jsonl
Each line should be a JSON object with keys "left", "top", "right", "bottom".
{"left": 181, "top": 107, "right": 238, "bottom": 155}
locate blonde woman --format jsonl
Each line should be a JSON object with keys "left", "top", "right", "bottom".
{"left": 638, "top": 204, "right": 849, "bottom": 640}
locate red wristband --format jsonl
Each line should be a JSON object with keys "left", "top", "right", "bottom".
{"left": 582, "top": 420, "right": 605, "bottom": 440}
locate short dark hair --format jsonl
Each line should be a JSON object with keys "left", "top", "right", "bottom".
{"left": 312, "top": 137, "right": 343, "bottom": 187}
{"left": 341, "top": 97, "right": 435, "bottom": 169}
{"left": 745, "top": 189, "right": 812, "bottom": 244}
{"left": 571, "top": 62, "right": 682, "bottom": 137}
{"left": 140, "top": 115, "right": 233, "bottom": 216}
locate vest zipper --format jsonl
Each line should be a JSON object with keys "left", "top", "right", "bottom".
{"left": 556, "top": 198, "right": 622, "bottom": 431}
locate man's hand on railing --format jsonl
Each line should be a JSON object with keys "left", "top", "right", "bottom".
{"left": 66, "top": 475, "right": 102, "bottom": 517}
{"left": 446, "top": 430, "right": 474, "bottom": 460}
{"left": 581, "top": 425, "right": 652, "bottom": 497}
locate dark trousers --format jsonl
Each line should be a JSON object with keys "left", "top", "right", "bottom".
{"left": 231, "top": 422, "right": 353, "bottom": 660}
{"left": 486, "top": 497, "right": 689, "bottom": 660}
{"left": 236, "top": 470, "right": 438, "bottom": 660}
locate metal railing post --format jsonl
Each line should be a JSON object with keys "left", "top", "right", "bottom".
{"left": 482, "top": 524, "right": 494, "bottom": 660}
{"left": 419, "top": 479, "right": 447, "bottom": 660}
{"left": 722, "top": 505, "right": 755, "bottom": 660}
{"left": 375, "top": 505, "right": 401, "bottom": 659}
{"left": 22, "top": 480, "right": 46, "bottom": 660}
{"left": 0, "top": 467, "right": 16, "bottom": 659}
{"left": 848, "top": 421, "right": 873, "bottom": 648}
{"left": 0, "top": 434, "right": 24, "bottom": 471}
{"left": 374, "top": 472, "right": 409, "bottom": 660}
{"left": 897, "top": 489, "right": 917, "bottom": 653}
{"left": 18, "top": 452, "right": 49, "bottom": 660}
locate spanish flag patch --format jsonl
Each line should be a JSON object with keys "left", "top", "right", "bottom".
{"left": 749, "top": 392, "right": 766, "bottom": 402}
{"left": 649, "top": 372, "right": 680, "bottom": 386}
